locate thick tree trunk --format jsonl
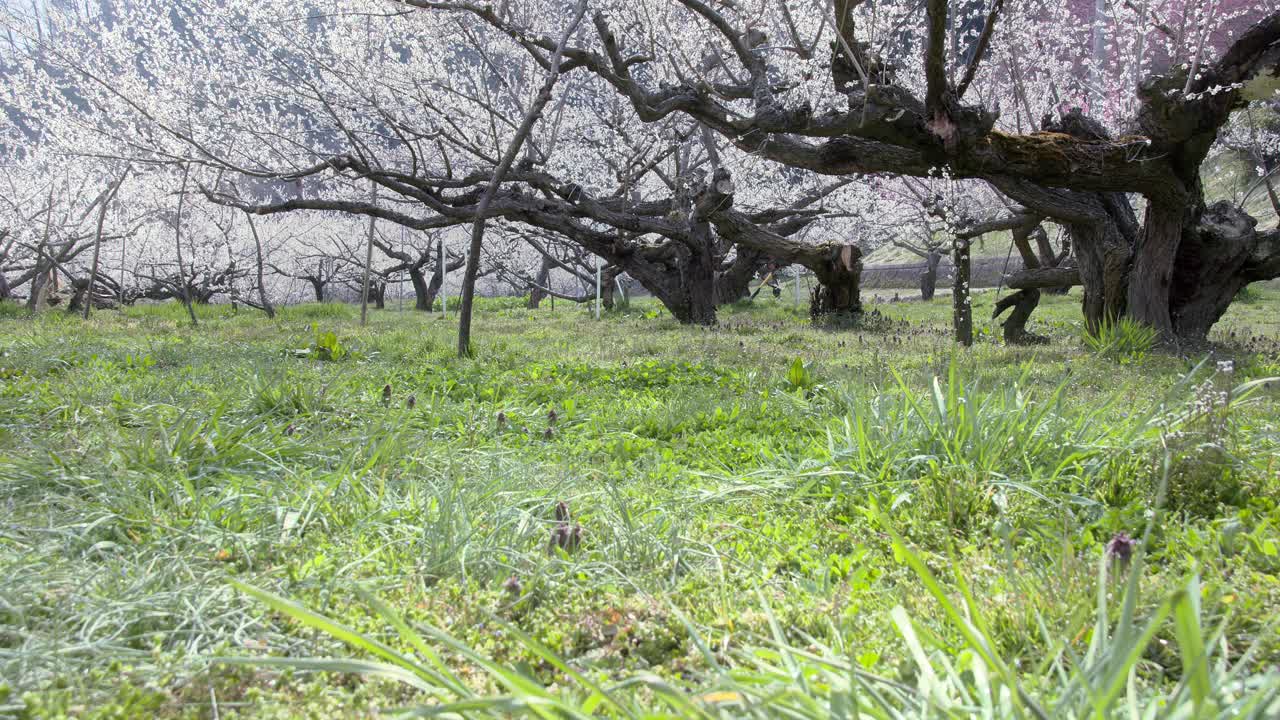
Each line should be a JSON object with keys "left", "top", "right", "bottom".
{"left": 557, "top": 241, "right": 722, "bottom": 324}
{"left": 1063, "top": 197, "right": 1136, "bottom": 333}
{"left": 528, "top": 256, "right": 553, "bottom": 309}
{"left": 676, "top": 290, "right": 718, "bottom": 325}
{"left": 644, "top": 168, "right": 732, "bottom": 326}
{"left": 704, "top": 207, "right": 862, "bottom": 320}
{"left": 600, "top": 266, "right": 620, "bottom": 310}
{"left": 1017, "top": 113, "right": 1137, "bottom": 332}
{"left": 1018, "top": 191, "right": 1279, "bottom": 344}
{"left": 920, "top": 250, "right": 940, "bottom": 300}
{"left": 1169, "top": 202, "right": 1274, "bottom": 339}
{"left": 28, "top": 269, "right": 50, "bottom": 310}
{"left": 1018, "top": 108, "right": 1275, "bottom": 343}
{"left": 716, "top": 248, "right": 764, "bottom": 304}
{"left": 810, "top": 244, "right": 863, "bottom": 318}
{"left": 309, "top": 278, "right": 325, "bottom": 302}
{"left": 409, "top": 265, "right": 432, "bottom": 311}
{"left": 1127, "top": 200, "right": 1189, "bottom": 336}
{"left": 622, "top": 250, "right": 717, "bottom": 325}
{"left": 425, "top": 257, "right": 446, "bottom": 312}
{"left": 681, "top": 223, "right": 719, "bottom": 325}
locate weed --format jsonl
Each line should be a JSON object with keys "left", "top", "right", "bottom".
{"left": 783, "top": 356, "right": 819, "bottom": 393}
{"left": 1083, "top": 316, "right": 1159, "bottom": 362}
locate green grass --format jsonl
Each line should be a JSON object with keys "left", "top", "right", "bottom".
{"left": 2, "top": 291, "right": 1280, "bottom": 718}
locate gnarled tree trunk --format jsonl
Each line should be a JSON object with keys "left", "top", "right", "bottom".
{"left": 527, "top": 256, "right": 553, "bottom": 309}
{"left": 993, "top": 288, "right": 1048, "bottom": 344}
{"left": 408, "top": 264, "right": 431, "bottom": 311}
{"left": 600, "top": 265, "right": 621, "bottom": 310}
{"left": 681, "top": 220, "right": 719, "bottom": 325}
{"left": 810, "top": 244, "right": 863, "bottom": 318}
{"left": 920, "top": 250, "right": 941, "bottom": 301}
{"left": 1128, "top": 199, "right": 1190, "bottom": 336}
{"left": 1170, "top": 202, "right": 1280, "bottom": 339}
{"left": 716, "top": 247, "right": 765, "bottom": 305}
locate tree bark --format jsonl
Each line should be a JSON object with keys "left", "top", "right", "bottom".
{"left": 953, "top": 236, "right": 972, "bottom": 346}
{"left": 414, "top": 240, "right": 464, "bottom": 312}
{"left": 715, "top": 247, "right": 764, "bottom": 305}
{"left": 810, "top": 244, "right": 863, "bottom": 318}
{"left": 1127, "top": 199, "right": 1188, "bottom": 336}
{"left": 993, "top": 288, "right": 1048, "bottom": 344}
{"left": 173, "top": 164, "right": 198, "bottom": 327}
{"left": 27, "top": 188, "right": 54, "bottom": 311}
{"left": 1169, "top": 202, "right": 1275, "bottom": 339}
{"left": 84, "top": 167, "right": 129, "bottom": 320}
{"left": 409, "top": 264, "right": 431, "bottom": 311}
{"left": 705, "top": 197, "right": 862, "bottom": 320}
{"left": 1008, "top": 266, "right": 1082, "bottom": 289}
{"left": 527, "top": 255, "right": 553, "bottom": 309}
{"left": 600, "top": 265, "right": 620, "bottom": 310}
{"left": 245, "top": 215, "right": 275, "bottom": 318}
{"left": 921, "top": 250, "right": 941, "bottom": 300}
{"left": 456, "top": 0, "right": 587, "bottom": 357}
{"left": 683, "top": 238, "right": 719, "bottom": 324}
{"left": 438, "top": 5, "right": 1280, "bottom": 344}
{"left": 360, "top": 183, "right": 377, "bottom": 326}
{"left": 1032, "top": 226, "right": 1071, "bottom": 294}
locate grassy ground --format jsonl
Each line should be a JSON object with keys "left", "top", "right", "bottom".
{"left": 2, "top": 289, "right": 1280, "bottom": 718}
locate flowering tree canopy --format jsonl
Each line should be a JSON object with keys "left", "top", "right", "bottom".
{"left": 1, "top": 0, "right": 1278, "bottom": 341}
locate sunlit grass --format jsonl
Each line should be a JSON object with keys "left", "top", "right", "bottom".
{"left": 1, "top": 291, "right": 1279, "bottom": 717}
